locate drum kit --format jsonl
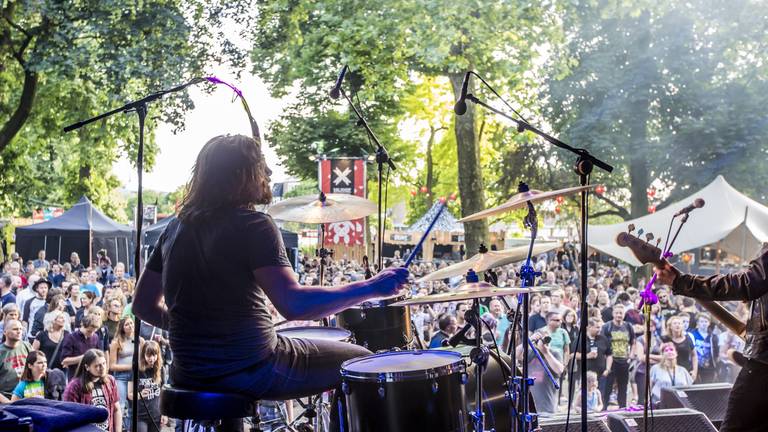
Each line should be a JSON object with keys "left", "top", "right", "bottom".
{"left": 266, "top": 183, "right": 593, "bottom": 432}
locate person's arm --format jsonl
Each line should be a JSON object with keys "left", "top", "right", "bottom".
{"left": 656, "top": 246, "right": 768, "bottom": 301}
{"left": 253, "top": 266, "right": 408, "bottom": 321}
{"left": 603, "top": 355, "right": 613, "bottom": 376}
{"left": 539, "top": 342, "right": 565, "bottom": 376}
{"left": 595, "top": 391, "right": 604, "bottom": 412}
{"left": 31, "top": 338, "right": 40, "bottom": 351}
{"left": 61, "top": 354, "right": 83, "bottom": 367}
{"left": 108, "top": 342, "right": 130, "bottom": 372}
{"left": 689, "top": 338, "right": 698, "bottom": 381}
{"left": 113, "top": 399, "right": 122, "bottom": 432}
{"left": 133, "top": 269, "right": 169, "bottom": 330}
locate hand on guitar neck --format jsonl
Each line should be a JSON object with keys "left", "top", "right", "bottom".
{"left": 616, "top": 226, "right": 747, "bottom": 342}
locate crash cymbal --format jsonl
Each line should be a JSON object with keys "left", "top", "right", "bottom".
{"left": 416, "top": 242, "right": 561, "bottom": 282}
{"left": 391, "top": 283, "right": 556, "bottom": 306}
{"left": 268, "top": 192, "right": 377, "bottom": 224}
{"left": 459, "top": 184, "right": 595, "bottom": 222}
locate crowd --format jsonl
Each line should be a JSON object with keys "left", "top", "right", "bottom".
{"left": 295, "top": 248, "right": 747, "bottom": 415}
{"left": 0, "top": 245, "right": 748, "bottom": 430}
{"left": 0, "top": 249, "right": 166, "bottom": 432}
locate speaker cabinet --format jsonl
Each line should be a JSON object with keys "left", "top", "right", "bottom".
{"left": 537, "top": 413, "right": 610, "bottom": 432}
{"left": 660, "top": 382, "right": 731, "bottom": 429}
{"left": 606, "top": 408, "right": 716, "bottom": 432}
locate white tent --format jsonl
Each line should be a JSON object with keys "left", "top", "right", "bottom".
{"left": 588, "top": 175, "right": 768, "bottom": 266}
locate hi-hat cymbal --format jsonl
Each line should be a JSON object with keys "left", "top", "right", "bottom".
{"left": 417, "top": 242, "right": 561, "bottom": 282}
{"left": 268, "top": 193, "right": 377, "bottom": 224}
{"left": 459, "top": 185, "right": 595, "bottom": 222}
{"left": 391, "top": 283, "right": 556, "bottom": 306}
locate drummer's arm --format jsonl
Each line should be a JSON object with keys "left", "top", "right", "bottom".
{"left": 254, "top": 266, "right": 406, "bottom": 321}
{"left": 134, "top": 269, "right": 169, "bottom": 330}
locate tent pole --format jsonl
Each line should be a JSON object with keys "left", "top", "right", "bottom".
{"left": 741, "top": 208, "right": 749, "bottom": 267}
{"left": 58, "top": 237, "right": 62, "bottom": 263}
{"left": 715, "top": 240, "right": 722, "bottom": 274}
{"left": 43, "top": 235, "right": 47, "bottom": 256}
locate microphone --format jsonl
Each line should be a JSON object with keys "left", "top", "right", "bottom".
{"left": 674, "top": 198, "right": 705, "bottom": 216}
{"left": 329, "top": 65, "right": 348, "bottom": 100}
{"left": 443, "top": 322, "right": 473, "bottom": 347}
{"left": 453, "top": 71, "right": 471, "bottom": 115}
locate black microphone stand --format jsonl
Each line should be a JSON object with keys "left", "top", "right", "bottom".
{"left": 463, "top": 87, "right": 613, "bottom": 431}
{"left": 63, "top": 78, "right": 204, "bottom": 432}
{"left": 336, "top": 87, "right": 396, "bottom": 272}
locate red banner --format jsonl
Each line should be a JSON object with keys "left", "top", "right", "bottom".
{"left": 320, "top": 158, "right": 366, "bottom": 246}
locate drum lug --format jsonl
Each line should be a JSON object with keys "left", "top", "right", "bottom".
{"left": 460, "top": 372, "right": 469, "bottom": 385}
{"left": 377, "top": 385, "right": 386, "bottom": 398}
{"left": 431, "top": 380, "right": 439, "bottom": 394}
{"left": 360, "top": 310, "right": 366, "bottom": 319}
{"left": 341, "top": 381, "right": 350, "bottom": 395}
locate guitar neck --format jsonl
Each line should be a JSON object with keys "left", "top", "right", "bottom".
{"left": 697, "top": 300, "right": 747, "bottom": 340}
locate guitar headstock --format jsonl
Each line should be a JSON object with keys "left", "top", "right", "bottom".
{"left": 615, "top": 225, "right": 664, "bottom": 265}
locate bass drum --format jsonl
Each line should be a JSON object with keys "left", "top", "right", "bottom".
{"left": 439, "top": 344, "right": 536, "bottom": 432}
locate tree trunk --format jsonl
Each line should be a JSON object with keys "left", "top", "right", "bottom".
{"left": 448, "top": 72, "right": 488, "bottom": 257}
{"left": 628, "top": 13, "right": 653, "bottom": 219}
{"left": 0, "top": 68, "right": 38, "bottom": 153}
{"left": 425, "top": 125, "right": 436, "bottom": 207}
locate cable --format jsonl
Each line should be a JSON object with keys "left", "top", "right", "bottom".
{"left": 469, "top": 72, "right": 530, "bottom": 125}
{"left": 563, "top": 319, "right": 583, "bottom": 432}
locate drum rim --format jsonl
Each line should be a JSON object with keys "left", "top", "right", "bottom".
{"left": 354, "top": 293, "right": 411, "bottom": 309}
{"left": 276, "top": 326, "right": 352, "bottom": 338}
{"left": 341, "top": 350, "right": 466, "bottom": 382}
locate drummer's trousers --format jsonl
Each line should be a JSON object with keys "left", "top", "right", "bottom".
{"left": 172, "top": 335, "right": 372, "bottom": 431}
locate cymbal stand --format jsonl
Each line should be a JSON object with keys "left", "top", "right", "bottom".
{"left": 464, "top": 271, "right": 490, "bottom": 432}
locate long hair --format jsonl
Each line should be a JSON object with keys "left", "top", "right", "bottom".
{"left": 178, "top": 134, "right": 271, "bottom": 223}
{"left": 139, "top": 340, "right": 164, "bottom": 385}
{"left": 20, "top": 350, "right": 46, "bottom": 382}
{"left": 111, "top": 317, "right": 134, "bottom": 353}
{"left": 73, "top": 349, "right": 106, "bottom": 393}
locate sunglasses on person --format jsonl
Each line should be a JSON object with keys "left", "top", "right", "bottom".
{"left": 663, "top": 346, "right": 676, "bottom": 353}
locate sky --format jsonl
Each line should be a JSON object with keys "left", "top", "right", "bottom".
{"left": 112, "top": 69, "right": 293, "bottom": 193}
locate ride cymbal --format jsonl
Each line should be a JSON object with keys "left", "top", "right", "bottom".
{"left": 268, "top": 193, "right": 377, "bottom": 224}
{"left": 391, "top": 283, "right": 556, "bottom": 306}
{"left": 459, "top": 185, "right": 594, "bottom": 222}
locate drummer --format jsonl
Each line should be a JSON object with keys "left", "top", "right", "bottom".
{"left": 133, "top": 134, "right": 409, "bottom": 431}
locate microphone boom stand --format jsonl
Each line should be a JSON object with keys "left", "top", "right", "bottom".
{"left": 464, "top": 89, "right": 613, "bottom": 430}
{"left": 63, "top": 78, "right": 205, "bottom": 432}
{"left": 336, "top": 87, "right": 396, "bottom": 272}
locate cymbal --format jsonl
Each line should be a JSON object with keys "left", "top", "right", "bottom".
{"left": 459, "top": 185, "right": 595, "bottom": 222}
{"left": 391, "top": 283, "right": 556, "bottom": 306}
{"left": 417, "top": 242, "right": 561, "bottom": 282}
{"left": 267, "top": 193, "right": 377, "bottom": 224}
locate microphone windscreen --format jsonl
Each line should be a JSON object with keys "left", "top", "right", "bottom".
{"left": 329, "top": 88, "right": 341, "bottom": 100}
{"left": 694, "top": 198, "right": 705, "bottom": 208}
{"left": 454, "top": 100, "right": 467, "bottom": 115}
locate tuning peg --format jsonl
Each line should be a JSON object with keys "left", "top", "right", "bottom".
{"left": 645, "top": 233, "right": 654, "bottom": 242}
{"left": 655, "top": 238, "right": 662, "bottom": 248}
{"left": 627, "top": 224, "right": 635, "bottom": 233}
{"left": 637, "top": 228, "right": 645, "bottom": 237}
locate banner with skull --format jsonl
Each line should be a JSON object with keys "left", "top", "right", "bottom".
{"left": 320, "top": 158, "right": 366, "bottom": 246}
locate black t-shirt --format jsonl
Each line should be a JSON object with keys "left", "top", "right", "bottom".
{"left": 34, "top": 330, "right": 69, "bottom": 370}
{"left": 528, "top": 314, "right": 547, "bottom": 333}
{"left": 586, "top": 334, "right": 612, "bottom": 373}
{"left": 146, "top": 209, "right": 290, "bottom": 380}
{"left": 137, "top": 369, "right": 162, "bottom": 420}
{"left": 601, "top": 321, "right": 635, "bottom": 363}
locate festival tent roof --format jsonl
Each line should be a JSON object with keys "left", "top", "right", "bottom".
{"left": 15, "top": 196, "right": 134, "bottom": 266}
{"left": 407, "top": 202, "right": 464, "bottom": 233}
{"left": 144, "top": 215, "right": 300, "bottom": 250}
{"left": 588, "top": 175, "right": 768, "bottom": 266}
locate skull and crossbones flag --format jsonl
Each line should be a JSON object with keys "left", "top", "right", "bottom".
{"left": 320, "top": 158, "right": 367, "bottom": 246}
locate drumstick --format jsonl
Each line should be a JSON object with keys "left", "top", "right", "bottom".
{"left": 404, "top": 203, "right": 446, "bottom": 268}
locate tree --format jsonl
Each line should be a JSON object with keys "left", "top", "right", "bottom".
{"left": 0, "top": 0, "right": 249, "bottom": 217}
{"left": 250, "top": 0, "right": 554, "bottom": 255}
{"left": 545, "top": 0, "right": 768, "bottom": 219}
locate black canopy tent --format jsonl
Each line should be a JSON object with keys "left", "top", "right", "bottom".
{"left": 143, "top": 215, "right": 300, "bottom": 268}
{"left": 15, "top": 196, "right": 134, "bottom": 268}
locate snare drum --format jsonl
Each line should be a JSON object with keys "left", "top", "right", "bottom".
{"left": 336, "top": 294, "right": 413, "bottom": 352}
{"left": 341, "top": 350, "right": 469, "bottom": 432}
{"left": 276, "top": 326, "right": 352, "bottom": 342}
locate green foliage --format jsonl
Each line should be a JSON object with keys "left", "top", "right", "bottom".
{"left": 0, "top": 0, "right": 250, "bottom": 218}
{"left": 544, "top": 0, "right": 768, "bottom": 218}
